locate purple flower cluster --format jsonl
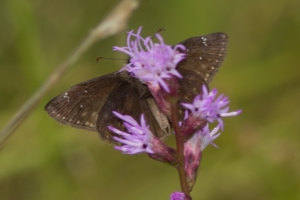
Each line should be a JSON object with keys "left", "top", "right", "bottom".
{"left": 113, "top": 27, "right": 186, "bottom": 93}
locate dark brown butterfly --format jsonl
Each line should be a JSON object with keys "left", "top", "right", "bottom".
{"left": 45, "top": 33, "right": 228, "bottom": 144}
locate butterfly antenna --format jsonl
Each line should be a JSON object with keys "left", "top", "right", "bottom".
{"left": 149, "top": 28, "right": 167, "bottom": 39}
{"left": 156, "top": 28, "right": 166, "bottom": 34}
{"left": 96, "top": 56, "right": 128, "bottom": 63}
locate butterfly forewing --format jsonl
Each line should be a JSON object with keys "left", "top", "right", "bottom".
{"left": 177, "top": 32, "right": 228, "bottom": 83}
{"left": 45, "top": 73, "right": 123, "bottom": 131}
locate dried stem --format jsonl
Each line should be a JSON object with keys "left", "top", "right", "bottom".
{"left": 0, "top": 0, "right": 139, "bottom": 146}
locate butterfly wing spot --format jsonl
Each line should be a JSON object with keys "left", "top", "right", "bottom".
{"left": 84, "top": 90, "right": 88, "bottom": 93}
{"left": 62, "top": 117, "right": 65, "bottom": 120}
{"left": 63, "top": 93, "right": 70, "bottom": 99}
{"left": 184, "top": 95, "right": 189, "bottom": 101}
{"left": 76, "top": 120, "right": 80, "bottom": 124}
{"left": 84, "top": 121, "right": 95, "bottom": 127}
{"left": 199, "top": 56, "right": 202, "bottom": 60}
{"left": 63, "top": 92, "right": 70, "bottom": 102}
{"left": 201, "top": 37, "right": 208, "bottom": 46}
{"left": 80, "top": 105, "right": 83, "bottom": 108}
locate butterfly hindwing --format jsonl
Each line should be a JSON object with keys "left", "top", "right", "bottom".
{"left": 96, "top": 80, "right": 169, "bottom": 143}
{"left": 177, "top": 68, "right": 207, "bottom": 104}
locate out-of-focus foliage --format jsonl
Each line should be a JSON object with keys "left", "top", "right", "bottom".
{"left": 1, "top": 0, "right": 299, "bottom": 199}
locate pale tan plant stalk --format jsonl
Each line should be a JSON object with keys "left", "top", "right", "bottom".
{"left": 0, "top": 0, "right": 139, "bottom": 146}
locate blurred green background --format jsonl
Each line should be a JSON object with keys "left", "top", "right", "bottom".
{"left": 1, "top": 0, "right": 300, "bottom": 199}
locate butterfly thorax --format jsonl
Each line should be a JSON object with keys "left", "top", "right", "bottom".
{"left": 118, "top": 71, "right": 152, "bottom": 99}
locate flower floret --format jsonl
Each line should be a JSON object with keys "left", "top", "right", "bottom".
{"left": 108, "top": 112, "right": 155, "bottom": 154}
{"left": 182, "top": 85, "right": 242, "bottom": 130}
